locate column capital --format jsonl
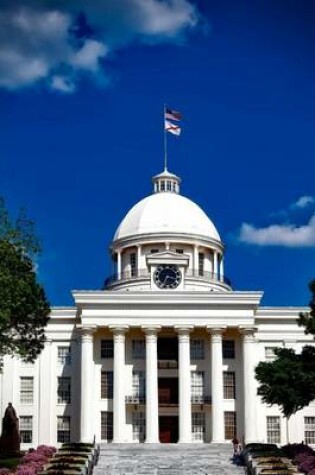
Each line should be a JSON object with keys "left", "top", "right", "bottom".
{"left": 207, "top": 326, "right": 226, "bottom": 341}
{"left": 239, "top": 326, "right": 258, "bottom": 343}
{"left": 109, "top": 325, "right": 129, "bottom": 335}
{"left": 175, "top": 326, "right": 193, "bottom": 336}
{"left": 141, "top": 325, "right": 161, "bottom": 336}
{"left": 77, "top": 325, "right": 97, "bottom": 341}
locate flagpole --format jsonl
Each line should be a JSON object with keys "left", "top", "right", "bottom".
{"left": 163, "top": 104, "right": 168, "bottom": 171}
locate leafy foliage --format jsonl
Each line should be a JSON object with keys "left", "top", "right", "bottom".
{"left": 0, "top": 198, "right": 50, "bottom": 365}
{"left": 255, "top": 280, "right": 315, "bottom": 418}
{"left": 255, "top": 346, "right": 315, "bottom": 418}
{"left": 298, "top": 279, "right": 315, "bottom": 336}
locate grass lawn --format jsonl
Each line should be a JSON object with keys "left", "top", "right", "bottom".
{"left": 0, "top": 456, "right": 22, "bottom": 469}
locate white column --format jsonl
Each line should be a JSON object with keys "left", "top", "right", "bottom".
{"left": 137, "top": 245, "right": 141, "bottom": 275}
{"left": 39, "top": 339, "right": 52, "bottom": 444}
{"left": 80, "top": 326, "right": 96, "bottom": 443}
{"left": 142, "top": 326, "right": 161, "bottom": 443}
{"left": 194, "top": 245, "right": 199, "bottom": 276}
{"left": 208, "top": 327, "right": 225, "bottom": 443}
{"left": 110, "top": 325, "right": 128, "bottom": 443}
{"left": 117, "top": 250, "right": 122, "bottom": 279}
{"left": 213, "top": 251, "right": 218, "bottom": 278}
{"left": 219, "top": 255, "right": 224, "bottom": 282}
{"left": 176, "top": 326, "right": 193, "bottom": 443}
{"left": 241, "top": 327, "right": 257, "bottom": 443}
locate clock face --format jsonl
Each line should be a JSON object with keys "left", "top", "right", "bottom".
{"left": 154, "top": 265, "right": 182, "bottom": 289}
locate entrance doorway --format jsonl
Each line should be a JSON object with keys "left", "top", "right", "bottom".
{"left": 159, "top": 416, "right": 179, "bottom": 443}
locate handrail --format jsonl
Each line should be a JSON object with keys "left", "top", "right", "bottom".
{"left": 191, "top": 395, "right": 211, "bottom": 404}
{"left": 125, "top": 395, "right": 145, "bottom": 404}
{"left": 103, "top": 268, "right": 232, "bottom": 288}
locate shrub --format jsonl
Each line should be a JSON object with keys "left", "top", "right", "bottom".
{"left": 298, "top": 456, "right": 315, "bottom": 473}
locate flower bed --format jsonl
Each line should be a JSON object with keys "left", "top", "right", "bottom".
{"left": 282, "top": 444, "right": 315, "bottom": 475}
{"left": 16, "top": 446, "right": 56, "bottom": 475}
{"left": 38, "top": 443, "right": 99, "bottom": 475}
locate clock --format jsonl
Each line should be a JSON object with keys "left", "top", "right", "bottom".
{"left": 154, "top": 265, "right": 182, "bottom": 289}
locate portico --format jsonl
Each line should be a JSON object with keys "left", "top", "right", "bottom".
{"left": 75, "top": 288, "right": 262, "bottom": 444}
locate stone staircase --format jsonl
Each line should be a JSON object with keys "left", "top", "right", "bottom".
{"left": 93, "top": 443, "right": 246, "bottom": 475}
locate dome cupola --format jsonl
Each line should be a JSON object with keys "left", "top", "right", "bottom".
{"left": 152, "top": 168, "right": 181, "bottom": 194}
{"left": 104, "top": 168, "right": 231, "bottom": 292}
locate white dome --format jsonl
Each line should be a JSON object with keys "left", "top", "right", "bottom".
{"left": 114, "top": 192, "right": 221, "bottom": 242}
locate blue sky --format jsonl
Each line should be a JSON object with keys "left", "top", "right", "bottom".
{"left": 1, "top": 0, "right": 314, "bottom": 307}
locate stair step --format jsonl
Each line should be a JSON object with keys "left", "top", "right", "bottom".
{"left": 93, "top": 444, "right": 245, "bottom": 475}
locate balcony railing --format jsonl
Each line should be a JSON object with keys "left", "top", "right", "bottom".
{"left": 191, "top": 395, "right": 211, "bottom": 405}
{"left": 103, "top": 268, "right": 232, "bottom": 288}
{"left": 125, "top": 395, "right": 145, "bottom": 404}
{"left": 158, "top": 360, "right": 178, "bottom": 369}
{"left": 125, "top": 394, "right": 211, "bottom": 405}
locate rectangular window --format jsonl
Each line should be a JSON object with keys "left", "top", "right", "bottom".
{"left": 224, "top": 411, "right": 237, "bottom": 440}
{"left": 176, "top": 249, "right": 184, "bottom": 254}
{"left": 223, "top": 340, "right": 235, "bottom": 359}
{"left": 167, "top": 180, "right": 172, "bottom": 191}
{"left": 130, "top": 252, "right": 137, "bottom": 277}
{"left": 132, "top": 339, "right": 145, "bottom": 359}
{"left": 304, "top": 417, "right": 315, "bottom": 444}
{"left": 132, "top": 371, "right": 145, "bottom": 399}
{"left": 161, "top": 181, "right": 165, "bottom": 191}
{"left": 101, "top": 339, "right": 114, "bottom": 358}
{"left": 150, "top": 249, "right": 159, "bottom": 254}
{"left": 58, "top": 346, "right": 71, "bottom": 365}
{"left": 266, "top": 416, "right": 281, "bottom": 444}
{"left": 20, "top": 377, "right": 34, "bottom": 404}
{"left": 192, "top": 412, "right": 205, "bottom": 441}
{"left": 198, "top": 252, "right": 204, "bottom": 277}
{"left": 190, "top": 340, "right": 205, "bottom": 360}
{"left": 101, "top": 411, "right": 113, "bottom": 441}
{"left": 132, "top": 411, "right": 146, "bottom": 442}
{"left": 20, "top": 416, "right": 33, "bottom": 443}
{"left": 223, "top": 372, "right": 236, "bottom": 399}
{"left": 191, "top": 371, "right": 204, "bottom": 399}
{"left": 265, "top": 347, "right": 277, "bottom": 360}
{"left": 57, "top": 377, "right": 71, "bottom": 404}
{"left": 101, "top": 371, "right": 113, "bottom": 399}
{"left": 57, "top": 416, "right": 70, "bottom": 443}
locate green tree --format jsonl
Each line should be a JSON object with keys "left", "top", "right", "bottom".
{"left": 298, "top": 279, "right": 315, "bottom": 336}
{"left": 255, "top": 280, "right": 315, "bottom": 419}
{"left": 255, "top": 346, "right": 315, "bottom": 418}
{"left": 0, "top": 198, "right": 50, "bottom": 366}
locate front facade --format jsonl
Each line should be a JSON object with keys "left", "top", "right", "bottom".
{"left": 1, "top": 169, "right": 314, "bottom": 448}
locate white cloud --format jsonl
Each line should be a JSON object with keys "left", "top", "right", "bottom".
{"left": 0, "top": 0, "right": 200, "bottom": 93}
{"left": 50, "top": 75, "right": 75, "bottom": 93}
{"left": 291, "top": 196, "right": 315, "bottom": 209}
{"left": 70, "top": 40, "right": 108, "bottom": 72}
{"left": 239, "top": 214, "right": 315, "bottom": 247}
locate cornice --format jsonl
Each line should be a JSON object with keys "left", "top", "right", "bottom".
{"left": 111, "top": 232, "right": 224, "bottom": 252}
{"left": 72, "top": 290, "right": 263, "bottom": 308}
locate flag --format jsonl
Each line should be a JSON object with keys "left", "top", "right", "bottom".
{"left": 165, "top": 119, "right": 181, "bottom": 136}
{"left": 165, "top": 107, "right": 182, "bottom": 121}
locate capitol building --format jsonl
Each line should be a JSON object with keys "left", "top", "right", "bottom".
{"left": 1, "top": 168, "right": 314, "bottom": 448}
